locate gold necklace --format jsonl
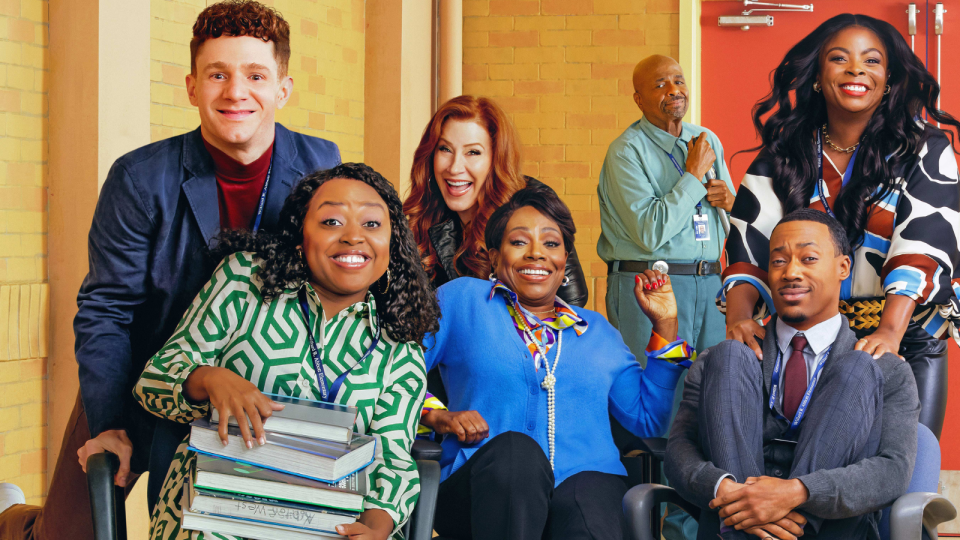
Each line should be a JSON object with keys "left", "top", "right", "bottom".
{"left": 523, "top": 304, "right": 557, "bottom": 315}
{"left": 822, "top": 124, "right": 859, "bottom": 154}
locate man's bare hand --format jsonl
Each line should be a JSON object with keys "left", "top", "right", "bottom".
{"left": 711, "top": 477, "right": 809, "bottom": 531}
{"left": 685, "top": 134, "right": 716, "bottom": 180}
{"left": 77, "top": 429, "right": 134, "bottom": 487}
{"left": 705, "top": 178, "right": 735, "bottom": 213}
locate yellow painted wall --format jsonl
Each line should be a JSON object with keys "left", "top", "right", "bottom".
{"left": 463, "top": 0, "right": 680, "bottom": 313}
{"left": 150, "top": 0, "right": 366, "bottom": 162}
{"left": 0, "top": 0, "right": 49, "bottom": 505}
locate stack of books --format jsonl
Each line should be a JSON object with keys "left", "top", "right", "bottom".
{"left": 181, "top": 394, "right": 376, "bottom": 540}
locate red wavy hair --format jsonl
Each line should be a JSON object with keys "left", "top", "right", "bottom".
{"left": 403, "top": 96, "right": 526, "bottom": 281}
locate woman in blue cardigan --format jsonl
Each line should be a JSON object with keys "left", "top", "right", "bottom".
{"left": 423, "top": 183, "right": 693, "bottom": 540}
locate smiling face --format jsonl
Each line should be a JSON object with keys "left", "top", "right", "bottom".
{"left": 769, "top": 221, "right": 850, "bottom": 330}
{"left": 300, "top": 178, "right": 391, "bottom": 312}
{"left": 432, "top": 118, "right": 494, "bottom": 225}
{"left": 633, "top": 56, "right": 689, "bottom": 130}
{"left": 490, "top": 206, "right": 569, "bottom": 313}
{"left": 187, "top": 35, "right": 293, "bottom": 162}
{"left": 818, "top": 26, "right": 888, "bottom": 118}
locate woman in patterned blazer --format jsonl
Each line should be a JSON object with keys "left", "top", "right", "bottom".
{"left": 133, "top": 163, "right": 440, "bottom": 540}
{"left": 721, "top": 14, "right": 960, "bottom": 438}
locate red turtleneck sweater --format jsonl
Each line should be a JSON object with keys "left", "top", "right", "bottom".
{"left": 202, "top": 138, "right": 274, "bottom": 230}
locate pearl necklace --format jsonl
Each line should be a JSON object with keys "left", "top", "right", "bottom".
{"left": 517, "top": 312, "right": 563, "bottom": 470}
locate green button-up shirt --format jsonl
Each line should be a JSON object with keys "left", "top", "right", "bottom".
{"left": 597, "top": 116, "right": 735, "bottom": 264}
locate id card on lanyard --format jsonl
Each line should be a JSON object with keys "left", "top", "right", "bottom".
{"left": 296, "top": 287, "right": 382, "bottom": 403}
{"left": 768, "top": 344, "right": 832, "bottom": 433}
{"left": 666, "top": 151, "right": 709, "bottom": 242}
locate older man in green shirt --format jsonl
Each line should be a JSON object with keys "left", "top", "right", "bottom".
{"left": 597, "top": 54, "right": 735, "bottom": 539}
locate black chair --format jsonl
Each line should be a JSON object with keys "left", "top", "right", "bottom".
{"left": 86, "top": 439, "right": 445, "bottom": 540}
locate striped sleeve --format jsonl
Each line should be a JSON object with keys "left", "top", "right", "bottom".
{"left": 717, "top": 150, "right": 784, "bottom": 319}
{"left": 882, "top": 134, "right": 960, "bottom": 305}
{"left": 363, "top": 341, "right": 428, "bottom": 529}
{"left": 132, "top": 253, "right": 257, "bottom": 423}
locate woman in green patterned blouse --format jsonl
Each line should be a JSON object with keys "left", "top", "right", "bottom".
{"left": 133, "top": 163, "right": 440, "bottom": 540}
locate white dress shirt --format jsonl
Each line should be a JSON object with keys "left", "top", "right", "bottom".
{"left": 713, "top": 314, "right": 845, "bottom": 497}
{"left": 775, "top": 313, "right": 844, "bottom": 407}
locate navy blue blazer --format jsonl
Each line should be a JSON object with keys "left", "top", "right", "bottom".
{"left": 73, "top": 124, "right": 340, "bottom": 460}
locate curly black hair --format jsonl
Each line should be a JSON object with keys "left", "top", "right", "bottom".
{"left": 214, "top": 163, "right": 440, "bottom": 346}
{"left": 740, "top": 14, "right": 960, "bottom": 248}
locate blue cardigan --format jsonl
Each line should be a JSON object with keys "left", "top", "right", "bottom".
{"left": 424, "top": 277, "right": 686, "bottom": 486}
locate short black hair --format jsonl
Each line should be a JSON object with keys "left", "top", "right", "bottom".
{"left": 484, "top": 182, "right": 576, "bottom": 253}
{"left": 775, "top": 209, "right": 851, "bottom": 258}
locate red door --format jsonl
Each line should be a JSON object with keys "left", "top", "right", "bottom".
{"left": 700, "top": 0, "right": 960, "bottom": 467}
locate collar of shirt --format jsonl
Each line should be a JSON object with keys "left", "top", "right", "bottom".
{"left": 302, "top": 282, "right": 378, "bottom": 329}
{"left": 489, "top": 279, "right": 587, "bottom": 371}
{"left": 489, "top": 279, "right": 587, "bottom": 335}
{"left": 638, "top": 116, "right": 694, "bottom": 155}
{"left": 775, "top": 313, "right": 844, "bottom": 358}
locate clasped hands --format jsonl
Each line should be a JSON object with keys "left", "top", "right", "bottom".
{"left": 710, "top": 476, "right": 810, "bottom": 540}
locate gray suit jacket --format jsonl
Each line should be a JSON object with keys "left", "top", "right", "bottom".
{"left": 664, "top": 318, "right": 920, "bottom": 520}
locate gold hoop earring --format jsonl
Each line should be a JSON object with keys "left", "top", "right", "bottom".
{"left": 884, "top": 85, "right": 891, "bottom": 95}
{"left": 296, "top": 246, "right": 305, "bottom": 263}
{"left": 812, "top": 81, "right": 821, "bottom": 93}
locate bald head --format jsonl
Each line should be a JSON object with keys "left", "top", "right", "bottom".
{"left": 631, "top": 54, "right": 688, "bottom": 133}
{"left": 632, "top": 55, "right": 682, "bottom": 92}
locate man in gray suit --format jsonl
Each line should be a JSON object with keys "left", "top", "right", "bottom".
{"left": 665, "top": 209, "right": 920, "bottom": 540}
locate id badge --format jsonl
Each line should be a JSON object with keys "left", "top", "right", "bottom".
{"left": 693, "top": 213, "right": 710, "bottom": 241}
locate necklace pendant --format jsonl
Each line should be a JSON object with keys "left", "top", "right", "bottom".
{"left": 541, "top": 374, "right": 556, "bottom": 390}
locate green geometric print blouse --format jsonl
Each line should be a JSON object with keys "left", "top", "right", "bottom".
{"left": 133, "top": 252, "right": 427, "bottom": 540}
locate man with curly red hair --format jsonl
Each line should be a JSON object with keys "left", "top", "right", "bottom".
{"left": 0, "top": 2, "right": 340, "bottom": 538}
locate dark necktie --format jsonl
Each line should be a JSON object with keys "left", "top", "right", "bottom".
{"left": 783, "top": 334, "right": 809, "bottom": 420}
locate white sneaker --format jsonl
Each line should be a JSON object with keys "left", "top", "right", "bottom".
{"left": 0, "top": 483, "right": 25, "bottom": 514}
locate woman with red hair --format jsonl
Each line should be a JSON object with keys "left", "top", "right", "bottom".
{"left": 403, "top": 95, "right": 588, "bottom": 304}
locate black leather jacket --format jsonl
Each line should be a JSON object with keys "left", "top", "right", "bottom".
{"left": 426, "top": 177, "right": 589, "bottom": 307}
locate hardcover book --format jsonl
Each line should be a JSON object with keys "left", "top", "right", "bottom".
{"left": 189, "top": 483, "right": 359, "bottom": 533}
{"left": 189, "top": 418, "right": 376, "bottom": 483}
{"left": 210, "top": 393, "right": 357, "bottom": 443}
{"left": 193, "top": 453, "right": 368, "bottom": 513}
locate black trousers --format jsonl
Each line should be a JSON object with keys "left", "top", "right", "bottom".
{"left": 434, "top": 431, "right": 629, "bottom": 540}
{"left": 696, "top": 341, "right": 885, "bottom": 540}
{"left": 854, "top": 320, "right": 947, "bottom": 439}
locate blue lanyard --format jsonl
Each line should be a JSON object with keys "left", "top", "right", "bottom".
{"left": 768, "top": 342, "right": 832, "bottom": 432}
{"left": 296, "top": 287, "right": 381, "bottom": 403}
{"left": 666, "top": 151, "right": 702, "bottom": 212}
{"left": 251, "top": 162, "right": 273, "bottom": 233}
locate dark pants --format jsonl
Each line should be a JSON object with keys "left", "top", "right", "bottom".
{"left": 855, "top": 320, "right": 947, "bottom": 439}
{"left": 434, "top": 431, "right": 629, "bottom": 540}
{"left": 696, "top": 342, "right": 884, "bottom": 540}
{"left": 0, "top": 394, "right": 139, "bottom": 540}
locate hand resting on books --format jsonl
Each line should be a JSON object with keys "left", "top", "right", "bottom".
{"left": 183, "top": 365, "right": 285, "bottom": 448}
{"left": 335, "top": 508, "right": 394, "bottom": 540}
